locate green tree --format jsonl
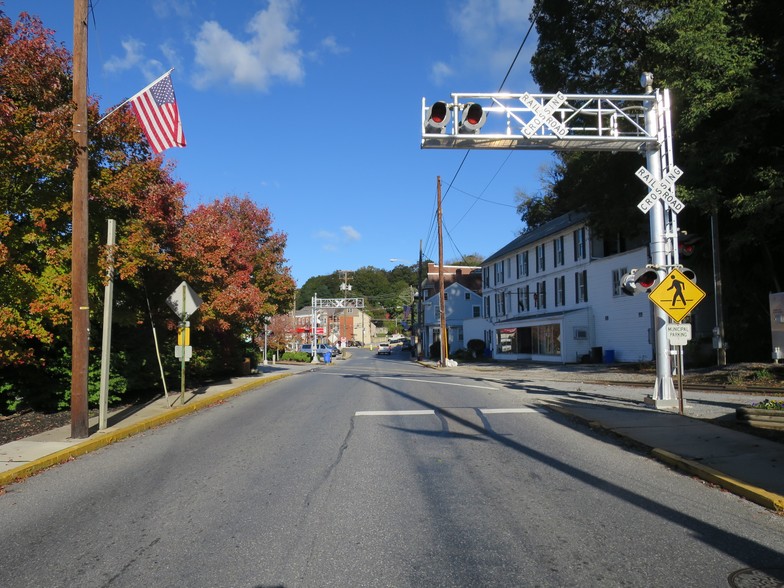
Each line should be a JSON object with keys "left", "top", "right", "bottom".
{"left": 529, "top": 0, "right": 783, "bottom": 359}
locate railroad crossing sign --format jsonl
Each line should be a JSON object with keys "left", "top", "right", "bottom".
{"left": 648, "top": 268, "right": 706, "bottom": 322}
{"left": 636, "top": 165, "right": 684, "bottom": 213}
{"left": 519, "top": 92, "right": 568, "bottom": 138}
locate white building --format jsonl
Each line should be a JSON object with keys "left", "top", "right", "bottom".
{"left": 467, "top": 211, "right": 654, "bottom": 363}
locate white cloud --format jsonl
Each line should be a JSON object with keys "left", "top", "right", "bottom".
{"left": 445, "top": 0, "right": 534, "bottom": 79}
{"left": 321, "top": 35, "right": 348, "bottom": 55}
{"left": 151, "top": 0, "right": 195, "bottom": 19}
{"left": 430, "top": 61, "right": 453, "bottom": 85}
{"left": 191, "top": 0, "right": 305, "bottom": 91}
{"left": 341, "top": 226, "right": 361, "bottom": 241}
{"left": 103, "top": 38, "right": 145, "bottom": 73}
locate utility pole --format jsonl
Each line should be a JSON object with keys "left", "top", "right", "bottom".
{"left": 437, "top": 177, "right": 448, "bottom": 366}
{"left": 71, "top": 0, "right": 90, "bottom": 438}
{"left": 417, "top": 239, "right": 424, "bottom": 360}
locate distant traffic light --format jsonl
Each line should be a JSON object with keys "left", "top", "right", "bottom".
{"left": 458, "top": 103, "right": 486, "bottom": 134}
{"left": 678, "top": 231, "right": 700, "bottom": 257}
{"left": 425, "top": 101, "right": 451, "bottom": 134}
{"left": 620, "top": 268, "right": 660, "bottom": 295}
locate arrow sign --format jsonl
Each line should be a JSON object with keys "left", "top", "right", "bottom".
{"left": 166, "top": 281, "right": 203, "bottom": 319}
{"left": 636, "top": 165, "right": 685, "bottom": 213}
{"left": 520, "top": 92, "right": 568, "bottom": 138}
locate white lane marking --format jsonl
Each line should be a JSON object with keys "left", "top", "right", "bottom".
{"left": 354, "top": 408, "right": 547, "bottom": 417}
{"left": 355, "top": 410, "right": 436, "bottom": 416}
{"left": 373, "top": 376, "right": 499, "bottom": 390}
{"left": 319, "top": 372, "right": 500, "bottom": 391}
{"left": 480, "top": 408, "right": 547, "bottom": 414}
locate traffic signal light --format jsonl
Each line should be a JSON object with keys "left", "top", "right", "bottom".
{"left": 425, "top": 101, "right": 451, "bottom": 134}
{"left": 458, "top": 102, "right": 486, "bottom": 134}
{"left": 620, "top": 268, "right": 660, "bottom": 295}
{"left": 678, "top": 231, "right": 700, "bottom": 257}
{"left": 680, "top": 267, "right": 696, "bottom": 283}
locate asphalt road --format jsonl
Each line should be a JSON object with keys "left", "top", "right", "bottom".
{"left": 1, "top": 349, "right": 783, "bottom": 587}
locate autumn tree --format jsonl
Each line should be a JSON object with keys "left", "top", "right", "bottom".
{"left": 177, "top": 196, "right": 295, "bottom": 375}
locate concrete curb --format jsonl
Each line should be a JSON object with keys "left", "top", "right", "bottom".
{"left": 544, "top": 402, "right": 784, "bottom": 513}
{"left": 0, "top": 372, "right": 294, "bottom": 488}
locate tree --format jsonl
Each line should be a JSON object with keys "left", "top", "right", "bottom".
{"left": 177, "top": 196, "right": 295, "bottom": 373}
{"left": 529, "top": 0, "right": 784, "bottom": 359}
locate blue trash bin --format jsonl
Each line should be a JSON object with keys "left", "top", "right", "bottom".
{"left": 324, "top": 351, "right": 332, "bottom": 364}
{"left": 603, "top": 349, "right": 615, "bottom": 363}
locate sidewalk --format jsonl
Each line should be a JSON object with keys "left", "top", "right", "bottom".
{"left": 2, "top": 358, "right": 782, "bottom": 513}
{"left": 0, "top": 362, "right": 315, "bottom": 487}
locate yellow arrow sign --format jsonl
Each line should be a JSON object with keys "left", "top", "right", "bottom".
{"left": 649, "top": 268, "right": 706, "bottom": 323}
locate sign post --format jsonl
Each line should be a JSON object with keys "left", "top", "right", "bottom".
{"left": 166, "top": 281, "right": 202, "bottom": 405}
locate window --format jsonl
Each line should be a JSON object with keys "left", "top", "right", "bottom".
{"left": 444, "top": 292, "right": 448, "bottom": 300}
{"left": 521, "top": 251, "right": 529, "bottom": 276}
{"left": 554, "top": 275, "right": 565, "bottom": 307}
{"left": 573, "top": 227, "right": 587, "bottom": 261}
{"left": 484, "top": 296, "right": 491, "bottom": 318}
{"left": 473, "top": 305, "right": 481, "bottom": 318}
{"left": 553, "top": 236, "right": 564, "bottom": 267}
{"left": 536, "top": 280, "right": 547, "bottom": 309}
{"left": 517, "top": 286, "right": 529, "bottom": 313}
{"left": 483, "top": 266, "right": 490, "bottom": 288}
{"left": 575, "top": 270, "right": 588, "bottom": 303}
{"left": 612, "top": 267, "right": 627, "bottom": 297}
{"left": 536, "top": 244, "right": 545, "bottom": 272}
{"left": 532, "top": 324, "right": 561, "bottom": 356}
{"left": 494, "top": 261, "right": 505, "bottom": 285}
{"left": 495, "top": 292, "right": 506, "bottom": 316}
{"left": 465, "top": 292, "right": 471, "bottom": 300}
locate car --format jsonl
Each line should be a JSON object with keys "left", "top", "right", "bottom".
{"left": 377, "top": 342, "right": 391, "bottom": 355}
{"left": 300, "top": 344, "right": 336, "bottom": 356}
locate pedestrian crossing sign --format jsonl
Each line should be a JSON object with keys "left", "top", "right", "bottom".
{"left": 648, "top": 268, "right": 706, "bottom": 323}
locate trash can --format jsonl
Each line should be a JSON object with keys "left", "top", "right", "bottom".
{"left": 324, "top": 351, "right": 332, "bottom": 364}
{"left": 603, "top": 349, "right": 615, "bottom": 363}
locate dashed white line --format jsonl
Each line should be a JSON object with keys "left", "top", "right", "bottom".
{"left": 355, "top": 410, "right": 436, "bottom": 416}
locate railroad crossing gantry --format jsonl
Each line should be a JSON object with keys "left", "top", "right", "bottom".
{"left": 421, "top": 77, "right": 685, "bottom": 407}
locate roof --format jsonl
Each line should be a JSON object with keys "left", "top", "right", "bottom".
{"left": 484, "top": 210, "right": 589, "bottom": 265}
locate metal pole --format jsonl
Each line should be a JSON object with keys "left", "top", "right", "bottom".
{"left": 180, "top": 285, "right": 186, "bottom": 405}
{"left": 644, "top": 90, "right": 676, "bottom": 408}
{"left": 711, "top": 211, "right": 727, "bottom": 366}
{"left": 71, "top": 0, "right": 90, "bottom": 438}
{"left": 98, "top": 219, "right": 116, "bottom": 431}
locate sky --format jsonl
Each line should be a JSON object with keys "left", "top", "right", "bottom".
{"left": 3, "top": 0, "right": 555, "bottom": 286}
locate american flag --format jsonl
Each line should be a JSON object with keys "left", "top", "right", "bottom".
{"left": 129, "top": 72, "right": 186, "bottom": 154}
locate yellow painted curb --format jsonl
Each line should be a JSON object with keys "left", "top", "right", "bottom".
{"left": 652, "top": 448, "right": 784, "bottom": 513}
{"left": 0, "top": 372, "right": 293, "bottom": 488}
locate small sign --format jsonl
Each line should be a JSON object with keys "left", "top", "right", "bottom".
{"left": 649, "top": 268, "right": 706, "bottom": 322}
{"left": 166, "top": 281, "right": 203, "bottom": 319}
{"left": 174, "top": 345, "right": 192, "bottom": 361}
{"left": 520, "top": 92, "right": 568, "bottom": 138}
{"left": 667, "top": 323, "right": 692, "bottom": 346}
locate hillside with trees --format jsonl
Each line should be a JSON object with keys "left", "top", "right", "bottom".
{"left": 521, "top": 0, "right": 783, "bottom": 361}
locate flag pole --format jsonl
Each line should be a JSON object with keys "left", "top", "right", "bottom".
{"left": 95, "top": 68, "right": 175, "bottom": 126}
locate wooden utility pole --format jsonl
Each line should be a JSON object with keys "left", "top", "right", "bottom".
{"left": 436, "top": 177, "right": 448, "bottom": 366}
{"left": 71, "top": 0, "right": 90, "bottom": 438}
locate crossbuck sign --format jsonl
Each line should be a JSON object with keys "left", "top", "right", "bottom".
{"left": 636, "top": 165, "right": 684, "bottom": 214}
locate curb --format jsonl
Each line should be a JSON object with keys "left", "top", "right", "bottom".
{"left": 544, "top": 402, "right": 784, "bottom": 513}
{"left": 0, "top": 372, "right": 294, "bottom": 488}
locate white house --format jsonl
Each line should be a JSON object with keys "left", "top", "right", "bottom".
{"left": 470, "top": 211, "right": 654, "bottom": 363}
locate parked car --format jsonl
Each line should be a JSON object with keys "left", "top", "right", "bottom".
{"left": 377, "top": 342, "right": 391, "bottom": 355}
{"left": 300, "top": 344, "right": 337, "bottom": 356}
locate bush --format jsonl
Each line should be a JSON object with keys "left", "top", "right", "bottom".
{"left": 429, "top": 341, "right": 440, "bottom": 360}
{"left": 281, "top": 351, "right": 314, "bottom": 362}
{"left": 466, "top": 339, "right": 486, "bottom": 358}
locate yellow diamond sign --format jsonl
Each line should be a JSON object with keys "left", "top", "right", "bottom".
{"left": 649, "top": 268, "right": 706, "bottom": 323}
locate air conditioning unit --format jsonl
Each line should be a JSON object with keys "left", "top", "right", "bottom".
{"left": 573, "top": 327, "right": 588, "bottom": 340}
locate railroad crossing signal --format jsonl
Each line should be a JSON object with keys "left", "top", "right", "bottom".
{"left": 648, "top": 268, "right": 706, "bottom": 322}
{"left": 636, "top": 165, "right": 684, "bottom": 213}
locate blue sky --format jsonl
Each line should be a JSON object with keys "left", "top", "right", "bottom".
{"left": 4, "top": 0, "right": 553, "bottom": 286}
